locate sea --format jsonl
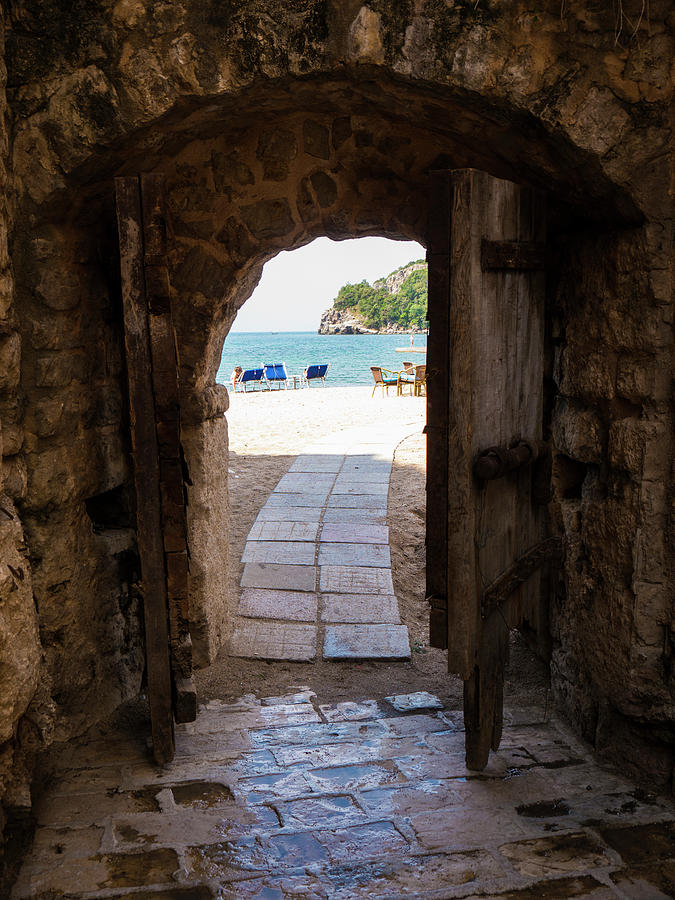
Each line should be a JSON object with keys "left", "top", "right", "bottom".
{"left": 216, "top": 331, "right": 428, "bottom": 387}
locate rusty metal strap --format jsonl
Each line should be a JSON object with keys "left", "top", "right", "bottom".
{"left": 481, "top": 535, "right": 563, "bottom": 618}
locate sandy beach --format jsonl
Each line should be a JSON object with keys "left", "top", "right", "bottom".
{"left": 195, "top": 385, "right": 548, "bottom": 710}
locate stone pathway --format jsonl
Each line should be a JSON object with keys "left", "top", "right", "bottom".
{"left": 13, "top": 688, "right": 675, "bottom": 899}
{"left": 230, "top": 424, "right": 417, "bottom": 662}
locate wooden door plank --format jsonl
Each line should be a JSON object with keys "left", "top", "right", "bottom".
{"left": 446, "top": 169, "right": 481, "bottom": 679}
{"left": 425, "top": 172, "right": 452, "bottom": 650}
{"left": 115, "top": 176, "right": 175, "bottom": 765}
{"left": 463, "top": 614, "right": 509, "bottom": 770}
{"left": 140, "top": 174, "right": 196, "bottom": 723}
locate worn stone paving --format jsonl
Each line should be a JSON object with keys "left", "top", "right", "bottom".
{"left": 13, "top": 689, "right": 675, "bottom": 899}
{"left": 230, "top": 425, "right": 417, "bottom": 662}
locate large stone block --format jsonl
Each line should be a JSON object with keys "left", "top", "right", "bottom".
{"left": 239, "top": 199, "right": 296, "bottom": 241}
{"left": 172, "top": 247, "right": 232, "bottom": 301}
{"left": 42, "top": 67, "right": 124, "bottom": 174}
{"left": 0, "top": 332, "right": 20, "bottom": 391}
{"left": 1, "top": 423, "right": 23, "bottom": 456}
{"left": 616, "top": 354, "right": 655, "bottom": 402}
{"left": 183, "top": 416, "right": 230, "bottom": 667}
{"left": 0, "top": 505, "right": 39, "bottom": 745}
{"left": 631, "top": 581, "right": 669, "bottom": 648}
{"left": 211, "top": 150, "right": 255, "bottom": 195}
{"left": 256, "top": 128, "right": 297, "bottom": 181}
{"left": 309, "top": 171, "right": 337, "bottom": 208}
{"left": 552, "top": 399, "right": 604, "bottom": 464}
{"left": 608, "top": 418, "right": 645, "bottom": 476}
{"left": 34, "top": 351, "right": 89, "bottom": 388}
{"left": 303, "top": 120, "right": 330, "bottom": 159}
{"left": 34, "top": 261, "right": 86, "bottom": 311}
{"left": 555, "top": 347, "right": 616, "bottom": 400}
{"left": 214, "top": 216, "right": 259, "bottom": 266}
{"left": 567, "top": 87, "right": 630, "bottom": 156}
{"left": 2, "top": 455, "right": 27, "bottom": 501}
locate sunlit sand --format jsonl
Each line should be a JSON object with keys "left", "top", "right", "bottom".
{"left": 225, "top": 384, "right": 426, "bottom": 458}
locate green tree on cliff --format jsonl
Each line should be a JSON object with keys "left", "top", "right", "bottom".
{"left": 329, "top": 263, "right": 427, "bottom": 330}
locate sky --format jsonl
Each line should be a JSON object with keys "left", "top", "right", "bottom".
{"left": 231, "top": 236, "right": 425, "bottom": 332}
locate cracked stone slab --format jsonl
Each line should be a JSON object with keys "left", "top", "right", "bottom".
{"left": 331, "top": 481, "right": 389, "bottom": 496}
{"left": 321, "top": 593, "right": 400, "bottom": 624}
{"left": 242, "top": 563, "right": 316, "bottom": 591}
{"left": 385, "top": 692, "right": 443, "bottom": 712}
{"left": 335, "top": 469, "right": 391, "bottom": 483}
{"left": 238, "top": 589, "right": 318, "bottom": 622}
{"left": 275, "top": 473, "right": 335, "bottom": 493}
{"left": 289, "top": 455, "right": 344, "bottom": 473}
{"left": 242, "top": 541, "right": 316, "bottom": 565}
{"left": 322, "top": 508, "right": 387, "bottom": 525}
{"left": 341, "top": 456, "right": 392, "bottom": 468}
{"left": 320, "top": 524, "right": 389, "bottom": 544}
{"left": 319, "top": 700, "right": 384, "bottom": 722}
{"left": 248, "top": 521, "right": 319, "bottom": 542}
{"left": 260, "top": 689, "right": 315, "bottom": 707}
{"left": 326, "top": 494, "right": 387, "bottom": 510}
{"left": 320, "top": 565, "right": 394, "bottom": 594}
{"left": 229, "top": 621, "right": 317, "bottom": 661}
{"left": 256, "top": 507, "right": 323, "bottom": 523}
{"left": 323, "top": 624, "right": 410, "bottom": 659}
{"left": 318, "top": 543, "right": 391, "bottom": 567}
{"left": 265, "top": 492, "right": 330, "bottom": 508}
{"left": 260, "top": 703, "right": 320, "bottom": 725}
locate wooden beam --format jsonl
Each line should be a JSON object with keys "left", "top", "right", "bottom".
{"left": 115, "top": 176, "right": 175, "bottom": 765}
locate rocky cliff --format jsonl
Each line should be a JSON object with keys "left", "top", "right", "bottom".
{"left": 318, "top": 308, "right": 378, "bottom": 335}
{"left": 318, "top": 261, "right": 426, "bottom": 334}
{"left": 373, "top": 261, "right": 426, "bottom": 295}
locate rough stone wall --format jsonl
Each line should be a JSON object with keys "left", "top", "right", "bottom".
{"left": 0, "top": 0, "right": 671, "bottom": 829}
{"left": 0, "top": 4, "right": 41, "bottom": 851}
{"left": 550, "top": 225, "right": 674, "bottom": 783}
{"left": 14, "top": 215, "right": 145, "bottom": 742}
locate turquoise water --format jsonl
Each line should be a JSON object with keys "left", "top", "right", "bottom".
{"left": 216, "top": 332, "right": 427, "bottom": 387}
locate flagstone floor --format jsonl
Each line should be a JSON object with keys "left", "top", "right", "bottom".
{"left": 12, "top": 688, "right": 675, "bottom": 899}
{"left": 230, "top": 424, "right": 419, "bottom": 663}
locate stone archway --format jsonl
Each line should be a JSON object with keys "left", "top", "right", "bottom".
{"left": 2, "top": 1, "right": 673, "bottom": 832}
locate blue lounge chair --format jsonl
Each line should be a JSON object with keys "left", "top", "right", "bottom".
{"left": 303, "top": 363, "right": 329, "bottom": 386}
{"left": 263, "top": 362, "right": 289, "bottom": 390}
{"left": 237, "top": 367, "right": 267, "bottom": 392}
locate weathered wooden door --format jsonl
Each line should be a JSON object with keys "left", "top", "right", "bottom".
{"left": 116, "top": 174, "right": 196, "bottom": 765}
{"left": 427, "top": 168, "right": 556, "bottom": 770}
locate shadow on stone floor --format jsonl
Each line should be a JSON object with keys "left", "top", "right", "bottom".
{"left": 11, "top": 687, "right": 675, "bottom": 899}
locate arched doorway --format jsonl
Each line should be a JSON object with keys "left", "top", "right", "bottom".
{"left": 11, "top": 66, "right": 668, "bottom": 788}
